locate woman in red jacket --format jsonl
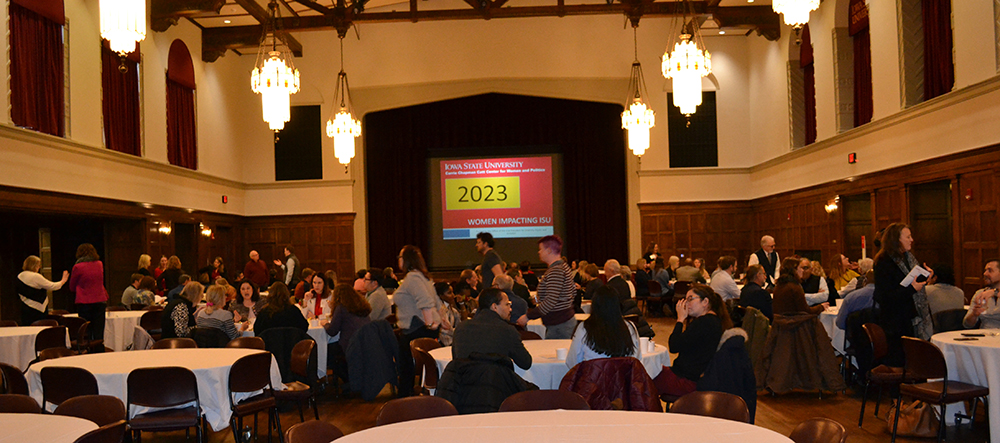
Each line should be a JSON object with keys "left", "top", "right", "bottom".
{"left": 69, "top": 243, "right": 108, "bottom": 341}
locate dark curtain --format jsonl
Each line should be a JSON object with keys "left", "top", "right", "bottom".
{"left": 365, "top": 93, "right": 628, "bottom": 269}
{"left": 800, "top": 25, "right": 816, "bottom": 145}
{"left": 9, "top": 3, "right": 64, "bottom": 137}
{"left": 852, "top": 28, "right": 873, "bottom": 126}
{"left": 166, "top": 79, "right": 197, "bottom": 170}
{"left": 922, "top": 0, "right": 954, "bottom": 100}
{"left": 101, "top": 46, "right": 141, "bottom": 156}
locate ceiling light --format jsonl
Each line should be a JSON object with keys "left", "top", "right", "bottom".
{"left": 772, "top": 0, "right": 820, "bottom": 29}
{"left": 621, "top": 27, "right": 654, "bottom": 158}
{"left": 326, "top": 36, "right": 361, "bottom": 169}
{"left": 251, "top": 1, "right": 300, "bottom": 131}
{"left": 224, "top": 19, "right": 231, "bottom": 24}
{"left": 719, "top": 30, "right": 725, "bottom": 34}
{"left": 662, "top": 3, "right": 711, "bottom": 120}
{"left": 100, "top": 0, "right": 146, "bottom": 70}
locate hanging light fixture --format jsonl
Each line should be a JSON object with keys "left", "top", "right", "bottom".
{"left": 772, "top": 0, "right": 820, "bottom": 30}
{"left": 100, "top": 0, "right": 145, "bottom": 56}
{"left": 621, "top": 27, "right": 654, "bottom": 157}
{"left": 251, "top": 0, "right": 300, "bottom": 131}
{"left": 326, "top": 36, "right": 361, "bottom": 169}
{"left": 662, "top": 4, "right": 711, "bottom": 121}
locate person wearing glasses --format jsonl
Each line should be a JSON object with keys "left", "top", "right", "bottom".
{"left": 653, "top": 284, "right": 731, "bottom": 397}
{"left": 452, "top": 288, "right": 531, "bottom": 370}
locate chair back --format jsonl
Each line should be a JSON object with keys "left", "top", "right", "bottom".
{"left": 72, "top": 419, "right": 127, "bottom": 443}
{"left": 789, "top": 417, "right": 848, "bottom": 443}
{"left": 669, "top": 391, "right": 750, "bottom": 423}
{"left": 61, "top": 317, "right": 86, "bottom": 338}
{"left": 106, "top": 305, "right": 127, "bottom": 311}
{"left": 139, "top": 310, "right": 162, "bottom": 333}
{"left": 411, "top": 337, "right": 441, "bottom": 353}
{"left": 227, "top": 336, "right": 266, "bottom": 350}
{"left": 932, "top": 308, "right": 968, "bottom": 333}
{"left": 127, "top": 367, "right": 199, "bottom": 408}
{"left": 673, "top": 281, "right": 691, "bottom": 298}
{"left": 191, "top": 327, "right": 230, "bottom": 348}
{"left": 409, "top": 344, "right": 439, "bottom": 391}
{"left": 152, "top": 337, "right": 197, "bottom": 349}
{"left": 647, "top": 280, "right": 662, "bottom": 295}
{"left": 498, "top": 389, "right": 590, "bottom": 412}
{"left": 285, "top": 420, "right": 344, "bottom": 443}
{"left": 54, "top": 395, "right": 126, "bottom": 426}
{"left": 38, "top": 347, "right": 76, "bottom": 361}
{"left": 901, "top": 337, "right": 947, "bottom": 381}
{"left": 229, "top": 352, "right": 276, "bottom": 396}
{"left": 1, "top": 363, "right": 29, "bottom": 395}
{"left": 375, "top": 396, "right": 458, "bottom": 426}
{"left": 289, "top": 339, "right": 317, "bottom": 382}
{"left": 130, "top": 303, "right": 147, "bottom": 311}
{"left": 559, "top": 357, "right": 661, "bottom": 412}
{"left": 0, "top": 393, "right": 41, "bottom": 413}
{"left": 518, "top": 330, "right": 542, "bottom": 341}
{"left": 35, "top": 326, "right": 69, "bottom": 354}
{"left": 31, "top": 319, "right": 59, "bottom": 327}
{"left": 0, "top": 320, "right": 18, "bottom": 327}
{"left": 861, "top": 323, "right": 889, "bottom": 363}
{"left": 40, "top": 366, "right": 99, "bottom": 407}
{"left": 259, "top": 327, "right": 312, "bottom": 383}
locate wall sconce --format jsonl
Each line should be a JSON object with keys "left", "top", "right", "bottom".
{"left": 156, "top": 222, "right": 172, "bottom": 235}
{"left": 200, "top": 223, "right": 213, "bottom": 238}
{"left": 824, "top": 196, "right": 840, "bottom": 214}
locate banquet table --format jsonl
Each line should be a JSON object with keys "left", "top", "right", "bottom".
{"left": 0, "top": 326, "right": 71, "bottom": 371}
{"left": 818, "top": 305, "right": 845, "bottom": 354}
{"left": 430, "top": 338, "right": 670, "bottom": 390}
{"left": 66, "top": 310, "right": 147, "bottom": 351}
{"left": 243, "top": 319, "right": 335, "bottom": 379}
{"left": 333, "top": 409, "right": 792, "bottom": 443}
{"left": 526, "top": 313, "right": 590, "bottom": 338}
{"left": 930, "top": 329, "right": 1000, "bottom": 440}
{"left": 26, "top": 348, "right": 283, "bottom": 432}
{"left": 0, "top": 413, "right": 98, "bottom": 443}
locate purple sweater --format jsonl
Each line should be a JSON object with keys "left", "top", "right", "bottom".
{"left": 69, "top": 260, "right": 108, "bottom": 304}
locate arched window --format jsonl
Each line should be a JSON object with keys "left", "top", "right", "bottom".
{"left": 166, "top": 40, "right": 197, "bottom": 170}
{"left": 801, "top": 25, "right": 816, "bottom": 145}
{"left": 899, "top": 0, "right": 953, "bottom": 107}
{"left": 849, "top": 0, "right": 872, "bottom": 126}
{"left": 9, "top": 0, "right": 65, "bottom": 136}
{"left": 101, "top": 41, "right": 141, "bottom": 156}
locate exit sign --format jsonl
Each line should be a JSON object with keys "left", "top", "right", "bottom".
{"left": 848, "top": 153, "right": 857, "bottom": 164}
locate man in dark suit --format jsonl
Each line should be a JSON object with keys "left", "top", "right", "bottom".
{"left": 603, "top": 259, "right": 631, "bottom": 303}
{"left": 452, "top": 288, "right": 532, "bottom": 370}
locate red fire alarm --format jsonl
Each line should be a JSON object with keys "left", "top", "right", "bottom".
{"left": 847, "top": 153, "right": 857, "bottom": 164}
{"left": 222, "top": 195, "right": 228, "bottom": 204}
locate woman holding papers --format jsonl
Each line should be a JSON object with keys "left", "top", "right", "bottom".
{"left": 873, "top": 223, "right": 933, "bottom": 366}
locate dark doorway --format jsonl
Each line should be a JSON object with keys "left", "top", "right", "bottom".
{"left": 174, "top": 223, "right": 198, "bottom": 278}
{"left": 842, "top": 193, "right": 873, "bottom": 261}
{"left": 909, "top": 180, "right": 952, "bottom": 267}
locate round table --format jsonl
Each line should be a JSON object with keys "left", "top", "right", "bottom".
{"left": 25, "top": 348, "right": 283, "bottom": 432}
{"left": 818, "top": 305, "right": 845, "bottom": 354}
{"left": 0, "top": 326, "right": 71, "bottom": 371}
{"left": 430, "top": 339, "right": 671, "bottom": 390}
{"left": 241, "top": 319, "right": 335, "bottom": 379}
{"left": 526, "top": 313, "right": 590, "bottom": 338}
{"left": 66, "top": 310, "right": 147, "bottom": 352}
{"left": 930, "top": 329, "right": 1000, "bottom": 441}
{"left": 334, "top": 410, "right": 792, "bottom": 443}
{"left": 0, "top": 412, "right": 98, "bottom": 443}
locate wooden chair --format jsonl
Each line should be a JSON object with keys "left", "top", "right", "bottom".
{"left": 375, "top": 396, "right": 458, "bottom": 426}
{"left": 0, "top": 363, "right": 29, "bottom": 395}
{"left": 669, "top": 391, "right": 750, "bottom": 423}
{"left": 191, "top": 327, "right": 230, "bottom": 348}
{"left": 31, "top": 319, "right": 59, "bottom": 327}
{"left": 127, "top": 366, "right": 205, "bottom": 443}
{"left": 40, "top": 366, "right": 99, "bottom": 409}
{"left": 518, "top": 330, "right": 542, "bottom": 341}
{"left": 74, "top": 321, "right": 105, "bottom": 354}
{"left": 890, "top": 337, "right": 990, "bottom": 443}
{"left": 228, "top": 352, "right": 283, "bottom": 443}
{"left": 130, "top": 303, "right": 148, "bottom": 311}
{"left": 140, "top": 310, "right": 162, "bottom": 340}
{"left": 411, "top": 338, "right": 441, "bottom": 353}
{"left": 152, "top": 337, "right": 197, "bottom": 349}
{"left": 0, "top": 320, "right": 18, "bottom": 327}
{"left": 498, "top": 390, "right": 590, "bottom": 412}
{"left": 72, "top": 419, "right": 127, "bottom": 443}
{"left": 285, "top": 420, "right": 344, "bottom": 443}
{"left": 38, "top": 347, "right": 76, "bottom": 361}
{"left": 55, "top": 395, "right": 126, "bottom": 427}
{"left": 0, "top": 393, "right": 42, "bottom": 413}
{"left": 227, "top": 337, "right": 266, "bottom": 350}
{"left": 273, "top": 339, "right": 320, "bottom": 422}
{"left": 858, "top": 323, "right": 918, "bottom": 427}
{"left": 790, "top": 418, "right": 848, "bottom": 443}
{"left": 931, "top": 308, "right": 968, "bottom": 333}
{"left": 34, "top": 326, "right": 69, "bottom": 359}
{"left": 409, "top": 343, "right": 440, "bottom": 395}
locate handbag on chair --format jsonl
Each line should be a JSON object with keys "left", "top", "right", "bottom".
{"left": 885, "top": 400, "right": 939, "bottom": 437}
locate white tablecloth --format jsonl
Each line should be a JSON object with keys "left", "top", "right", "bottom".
{"left": 931, "top": 329, "right": 1000, "bottom": 440}
{"left": 430, "top": 339, "right": 670, "bottom": 390}
{"left": 26, "top": 348, "right": 283, "bottom": 432}
{"left": 0, "top": 326, "right": 71, "bottom": 371}
{"left": 0, "top": 413, "right": 98, "bottom": 443}
{"left": 526, "top": 313, "right": 590, "bottom": 338}
{"left": 819, "top": 305, "right": 845, "bottom": 354}
{"left": 334, "top": 409, "right": 792, "bottom": 443}
{"left": 67, "top": 310, "right": 147, "bottom": 351}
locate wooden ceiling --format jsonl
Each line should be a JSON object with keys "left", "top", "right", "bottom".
{"left": 150, "top": 0, "right": 780, "bottom": 62}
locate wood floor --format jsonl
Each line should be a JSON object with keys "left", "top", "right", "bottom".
{"left": 140, "top": 315, "right": 990, "bottom": 442}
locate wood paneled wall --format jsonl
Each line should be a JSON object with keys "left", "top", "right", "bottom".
{"left": 639, "top": 144, "right": 1000, "bottom": 299}
{"left": 244, "top": 214, "right": 356, "bottom": 286}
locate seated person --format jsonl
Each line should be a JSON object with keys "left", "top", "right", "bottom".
{"left": 799, "top": 258, "right": 830, "bottom": 306}
{"left": 361, "top": 270, "right": 391, "bottom": 322}
{"left": 964, "top": 260, "right": 1000, "bottom": 329}
{"left": 435, "top": 282, "right": 462, "bottom": 346}
{"left": 652, "top": 258, "right": 673, "bottom": 296}
{"left": 923, "top": 264, "right": 966, "bottom": 315}
{"left": 840, "top": 258, "right": 874, "bottom": 295}
{"left": 293, "top": 268, "right": 315, "bottom": 302}
{"left": 228, "top": 280, "right": 266, "bottom": 322}
{"left": 773, "top": 257, "right": 828, "bottom": 315}
{"left": 254, "top": 282, "right": 308, "bottom": 334}
{"left": 454, "top": 268, "right": 481, "bottom": 311}
{"left": 321, "top": 284, "right": 372, "bottom": 380}
{"left": 835, "top": 271, "right": 875, "bottom": 330}
{"left": 166, "top": 274, "right": 191, "bottom": 302}
{"left": 300, "top": 274, "right": 333, "bottom": 319}
{"left": 566, "top": 286, "right": 641, "bottom": 368}
{"left": 122, "top": 273, "right": 143, "bottom": 307}
{"left": 162, "top": 282, "right": 203, "bottom": 338}
{"left": 674, "top": 258, "right": 705, "bottom": 283}
{"left": 739, "top": 265, "right": 773, "bottom": 321}
{"left": 493, "top": 274, "right": 528, "bottom": 328}
{"left": 580, "top": 263, "right": 604, "bottom": 301}
{"left": 506, "top": 268, "right": 534, "bottom": 308}
{"left": 381, "top": 267, "right": 400, "bottom": 290}
{"left": 653, "top": 284, "right": 730, "bottom": 397}
{"left": 452, "top": 288, "right": 531, "bottom": 370}
{"left": 196, "top": 284, "right": 247, "bottom": 340}
{"left": 709, "top": 256, "right": 740, "bottom": 302}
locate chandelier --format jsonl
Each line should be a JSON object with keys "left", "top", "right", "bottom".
{"left": 772, "top": 0, "right": 820, "bottom": 29}
{"left": 621, "top": 27, "right": 654, "bottom": 157}
{"left": 100, "top": 0, "right": 145, "bottom": 59}
{"left": 251, "top": 1, "right": 300, "bottom": 131}
{"left": 662, "top": 15, "right": 711, "bottom": 119}
{"left": 326, "top": 36, "right": 361, "bottom": 168}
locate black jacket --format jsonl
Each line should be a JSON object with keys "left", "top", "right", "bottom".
{"left": 435, "top": 352, "right": 531, "bottom": 414}
{"left": 258, "top": 327, "right": 312, "bottom": 383}
{"left": 620, "top": 299, "right": 655, "bottom": 338}
{"left": 634, "top": 270, "right": 651, "bottom": 298}
{"left": 873, "top": 257, "right": 917, "bottom": 366}
{"left": 606, "top": 275, "right": 631, "bottom": 303}
{"left": 697, "top": 333, "right": 757, "bottom": 423}
{"left": 161, "top": 298, "right": 194, "bottom": 338}
{"left": 347, "top": 320, "right": 399, "bottom": 401}
{"left": 739, "top": 282, "right": 773, "bottom": 322}
{"left": 452, "top": 309, "right": 531, "bottom": 370}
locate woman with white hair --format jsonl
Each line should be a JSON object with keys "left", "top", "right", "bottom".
{"left": 18, "top": 255, "right": 68, "bottom": 326}
{"left": 839, "top": 257, "right": 874, "bottom": 295}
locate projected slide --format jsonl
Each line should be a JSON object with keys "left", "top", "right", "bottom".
{"left": 440, "top": 156, "right": 554, "bottom": 240}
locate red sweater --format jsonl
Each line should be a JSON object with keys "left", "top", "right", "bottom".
{"left": 69, "top": 260, "right": 108, "bottom": 304}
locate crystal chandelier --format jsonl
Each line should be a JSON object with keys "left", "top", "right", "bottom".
{"left": 100, "top": 0, "right": 145, "bottom": 58}
{"left": 772, "top": 0, "right": 820, "bottom": 29}
{"left": 662, "top": 16, "right": 711, "bottom": 118}
{"left": 621, "top": 27, "right": 654, "bottom": 157}
{"left": 251, "top": 1, "right": 300, "bottom": 131}
{"left": 326, "top": 36, "right": 361, "bottom": 168}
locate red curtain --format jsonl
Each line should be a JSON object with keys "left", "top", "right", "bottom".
{"left": 852, "top": 28, "right": 873, "bottom": 126}
{"left": 9, "top": 3, "right": 64, "bottom": 137}
{"left": 166, "top": 79, "right": 197, "bottom": 170}
{"left": 101, "top": 46, "right": 141, "bottom": 156}
{"left": 922, "top": 0, "right": 954, "bottom": 100}
{"left": 800, "top": 25, "right": 816, "bottom": 145}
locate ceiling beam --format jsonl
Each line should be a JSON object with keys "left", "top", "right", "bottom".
{"left": 150, "top": 0, "right": 225, "bottom": 32}
{"left": 712, "top": 5, "right": 780, "bottom": 41}
{"left": 231, "top": 0, "right": 304, "bottom": 59}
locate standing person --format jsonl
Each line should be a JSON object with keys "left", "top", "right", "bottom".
{"left": 873, "top": 223, "right": 930, "bottom": 366}
{"left": 963, "top": 260, "right": 1000, "bottom": 329}
{"left": 653, "top": 284, "right": 730, "bottom": 397}
{"left": 137, "top": 254, "right": 152, "bottom": 277}
{"left": 773, "top": 257, "right": 828, "bottom": 315}
{"left": 157, "top": 256, "right": 184, "bottom": 294}
{"left": 300, "top": 273, "right": 333, "bottom": 319}
{"left": 17, "top": 255, "right": 68, "bottom": 326}
{"left": 162, "top": 282, "right": 203, "bottom": 339}
{"left": 363, "top": 270, "right": 391, "bottom": 321}
{"left": 748, "top": 235, "right": 780, "bottom": 286}
{"left": 828, "top": 254, "right": 860, "bottom": 292}
{"left": 566, "top": 285, "right": 641, "bottom": 369}
{"left": 199, "top": 257, "right": 225, "bottom": 281}
{"left": 709, "top": 256, "right": 741, "bottom": 302}
{"left": 643, "top": 242, "right": 660, "bottom": 263}
{"left": 69, "top": 244, "right": 108, "bottom": 341}
{"left": 526, "top": 235, "right": 576, "bottom": 339}
{"left": 154, "top": 256, "right": 168, "bottom": 280}
{"left": 273, "top": 245, "right": 301, "bottom": 288}
{"left": 394, "top": 245, "right": 443, "bottom": 396}
{"left": 243, "top": 250, "right": 270, "bottom": 289}
{"left": 476, "top": 232, "right": 504, "bottom": 293}
{"left": 739, "top": 265, "right": 773, "bottom": 321}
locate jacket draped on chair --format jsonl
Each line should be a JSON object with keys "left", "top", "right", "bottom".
{"left": 559, "top": 356, "right": 661, "bottom": 412}
{"left": 755, "top": 313, "right": 847, "bottom": 394}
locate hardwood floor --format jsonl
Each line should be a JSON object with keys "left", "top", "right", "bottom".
{"left": 139, "top": 314, "right": 990, "bottom": 442}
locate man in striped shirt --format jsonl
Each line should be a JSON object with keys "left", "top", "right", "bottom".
{"left": 527, "top": 235, "right": 577, "bottom": 339}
